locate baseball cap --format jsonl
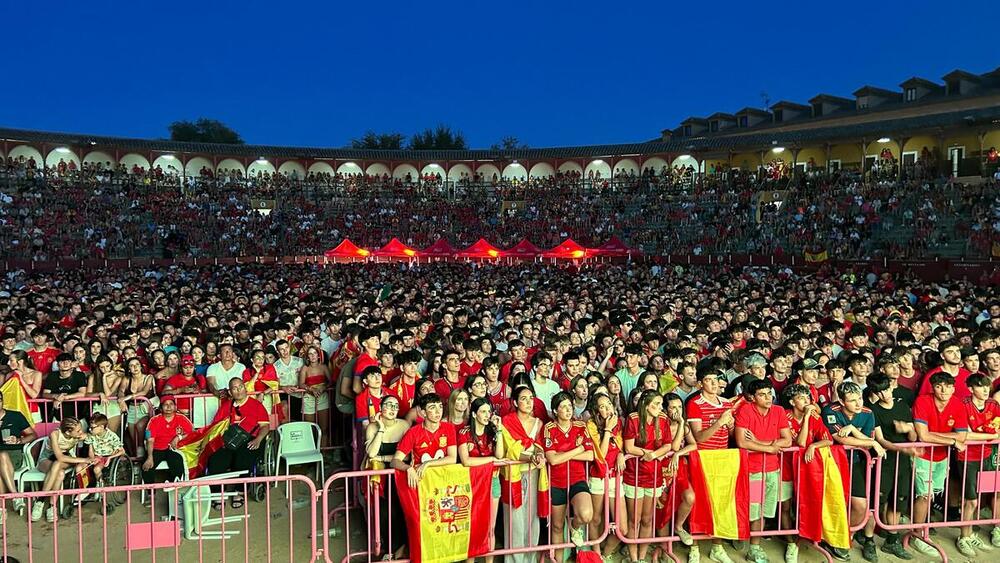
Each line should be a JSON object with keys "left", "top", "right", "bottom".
{"left": 181, "top": 355, "right": 196, "bottom": 367}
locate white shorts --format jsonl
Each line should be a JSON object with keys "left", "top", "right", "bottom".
{"left": 303, "top": 392, "right": 330, "bottom": 414}
{"left": 588, "top": 475, "right": 618, "bottom": 498}
{"left": 622, "top": 483, "right": 663, "bottom": 499}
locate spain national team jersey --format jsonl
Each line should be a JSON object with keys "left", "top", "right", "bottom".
{"left": 687, "top": 395, "right": 732, "bottom": 450}
{"left": 543, "top": 420, "right": 593, "bottom": 488}
{"left": 397, "top": 421, "right": 457, "bottom": 467}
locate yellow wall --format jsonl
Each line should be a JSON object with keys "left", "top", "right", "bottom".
{"left": 796, "top": 147, "right": 827, "bottom": 168}
{"left": 731, "top": 151, "right": 760, "bottom": 170}
{"left": 704, "top": 159, "right": 728, "bottom": 172}
{"left": 981, "top": 130, "right": 1000, "bottom": 153}
{"left": 865, "top": 139, "right": 898, "bottom": 160}
{"left": 829, "top": 144, "right": 862, "bottom": 168}
{"left": 902, "top": 135, "right": 938, "bottom": 159}
{"left": 943, "top": 133, "right": 982, "bottom": 156}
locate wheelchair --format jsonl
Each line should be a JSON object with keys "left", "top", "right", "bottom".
{"left": 60, "top": 454, "right": 137, "bottom": 517}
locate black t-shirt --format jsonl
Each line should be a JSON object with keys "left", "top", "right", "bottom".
{"left": 44, "top": 370, "right": 90, "bottom": 421}
{"left": 0, "top": 410, "right": 31, "bottom": 450}
{"left": 870, "top": 399, "right": 912, "bottom": 444}
{"left": 892, "top": 385, "right": 915, "bottom": 408}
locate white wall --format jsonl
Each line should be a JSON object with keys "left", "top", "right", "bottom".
{"left": 614, "top": 158, "right": 638, "bottom": 175}
{"left": 308, "top": 162, "right": 335, "bottom": 176}
{"left": 9, "top": 145, "right": 44, "bottom": 167}
{"left": 672, "top": 155, "right": 700, "bottom": 171}
{"left": 392, "top": 164, "right": 419, "bottom": 180}
{"left": 421, "top": 164, "right": 444, "bottom": 177}
{"left": 529, "top": 162, "right": 555, "bottom": 178}
{"left": 120, "top": 153, "right": 150, "bottom": 171}
{"left": 585, "top": 159, "right": 611, "bottom": 178}
{"left": 558, "top": 161, "right": 583, "bottom": 175}
{"left": 185, "top": 156, "right": 214, "bottom": 177}
{"left": 365, "top": 163, "right": 389, "bottom": 177}
{"left": 45, "top": 148, "right": 81, "bottom": 169}
{"left": 502, "top": 163, "right": 527, "bottom": 179}
{"left": 643, "top": 157, "right": 668, "bottom": 174}
{"left": 447, "top": 163, "right": 472, "bottom": 181}
{"left": 278, "top": 161, "right": 306, "bottom": 178}
{"left": 248, "top": 160, "right": 275, "bottom": 176}
{"left": 337, "top": 162, "right": 363, "bottom": 176}
{"left": 217, "top": 158, "right": 246, "bottom": 174}
{"left": 476, "top": 163, "right": 500, "bottom": 180}
{"left": 152, "top": 155, "right": 182, "bottom": 174}
{"left": 83, "top": 151, "right": 114, "bottom": 169}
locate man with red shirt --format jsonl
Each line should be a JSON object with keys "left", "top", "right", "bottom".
{"left": 955, "top": 374, "right": 1000, "bottom": 554}
{"left": 205, "top": 377, "right": 271, "bottom": 501}
{"left": 392, "top": 393, "right": 457, "bottom": 487}
{"left": 734, "top": 378, "right": 793, "bottom": 563}
{"left": 458, "top": 338, "right": 482, "bottom": 378}
{"left": 387, "top": 350, "right": 420, "bottom": 418}
{"left": 918, "top": 339, "right": 971, "bottom": 400}
{"left": 355, "top": 366, "right": 390, "bottom": 425}
{"left": 26, "top": 328, "right": 60, "bottom": 375}
{"left": 434, "top": 350, "right": 466, "bottom": 401}
{"left": 911, "top": 372, "right": 968, "bottom": 557}
{"left": 500, "top": 340, "right": 531, "bottom": 383}
{"left": 141, "top": 397, "right": 193, "bottom": 483}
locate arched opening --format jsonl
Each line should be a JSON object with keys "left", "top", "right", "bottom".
{"left": 217, "top": 158, "right": 246, "bottom": 176}
{"left": 528, "top": 162, "right": 555, "bottom": 179}
{"left": 613, "top": 158, "right": 638, "bottom": 176}
{"left": 420, "top": 164, "right": 444, "bottom": 180}
{"left": 120, "top": 153, "right": 151, "bottom": 172}
{"left": 308, "top": 162, "right": 335, "bottom": 177}
{"left": 152, "top": 155, "right": 183, "bottom": 175}
{"left": 365, "top": 163, "right": 389, "bottom": 177}
{"left": 184, "top": 157, "right": 214, "bottom": 177}
{"left": 671, "top": 155, "right": 700, "bottom": 171}
{"left": 277, "top": 161, "right": 306, "bottom": 179}
{"left": 337, "top": 162, "right": 364, "bottom": 176}
{"left": 557, "top": 161, "right": 584, "bottom": 176}
{"left": 45, "top": 147, "right": 81, "bottom": 170}
{"left": 8, "top": 145, "right": 43, "bottom": 167}
{"left": 502, "top": 163, "right": 527, "bottom": 180}
{"left": 643, "top": 157, "right": 668, "bottom": 176}
{"left": 447, "top": 163, "right": 472, "bottom": 182}
{"left": 475, "top": 164, "right": 501, "bottom": 182}
{"left": 584, "top": 159, "right": 611, "bottom": 179}
{"left": 82, "top": 151, "right": 114, "bottom": 169}
{"left": 392, "top": 164, "right": 419, "bottom": 181}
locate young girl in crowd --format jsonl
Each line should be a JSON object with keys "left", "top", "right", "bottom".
{"left": 459, "top": 397, "right": 505, "bottom": 563}
{"left": 544, "top": 391, "right": 595, "bottom": 559}
{"left": 623, "top": 389, "right": 674, "bottom": 563}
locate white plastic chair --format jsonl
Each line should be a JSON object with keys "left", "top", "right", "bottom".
{"left": 141, "top": 450, "right": 190, "bottom": 504}
{"left": 275, "top": 422, "right": 324, "bottom": 485}
{"left": 14, "top": 437, "right": 48, "bottom": 494}
{"left": 165, "top": 470, "right": 249, "bottom": 540}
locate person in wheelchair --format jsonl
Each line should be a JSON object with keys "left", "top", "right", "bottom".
{"left": 83, "top": 413, "right": 125, "bottom": 487}
{"left": 206, "top": 377, "right": 271, "bottom": 510}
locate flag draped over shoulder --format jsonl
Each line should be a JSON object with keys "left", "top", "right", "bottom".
{"left": 176, "top": 418, "right": 230, "bottom": 478}
{"left": 0, "top": 378, "right": 35, "bottom": 429}
{"left": 498, "top": 416, "right": 550, "bottom": 518}
{"left": 395, "top": 464, "right": 493, "bottom": 563}
{"left": 688, "top": 449, "right": 750, "bottom": 540}
{"left": 797, "top": 446, "right": 851, "bottom": 549}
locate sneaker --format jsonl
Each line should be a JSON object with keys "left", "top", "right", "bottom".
{"left": 956, "top": 536, "right": 977, "bottom": 557}
{"left": 677, "top": 527, "right": 694, "bottom": 546}
{"left": 910, "top": 537, "right": 938, "bottom": 557}
{"left": 708, "top": 545, "right": 733, "bottom": 563}
{"left": 992, "top": 527, "right": 1000, "bottom": 548}
{"left": 824, "top": 545, "right": 850, "bottom": 562}
{"left": 880, "top": 536, "right": 912, "bottom": 560}
{"left": 687, "top": 545, "right": 700, "bottom": 563}
{"left": 784, "top": 543, "right": 798, "bottom": 563}
{"left": 30, "top": 502, "right": 44, "bottom": 522}
{"left": 11, "top": 498, "right": 24, "bottom": 514}
{"left": 746, "top": 546, "right": 768, "bottom": 563}
{"left": 861, "top": 538, "right": 878, "bottom": 562}
{"left": 570, "top": 526, "right": 585, "bottom": 547}
{"left": 45, "top": 506, "right": 55, "bottom": 523}
{"left": 970, "top": 533, "right": 994, "bottom": 551}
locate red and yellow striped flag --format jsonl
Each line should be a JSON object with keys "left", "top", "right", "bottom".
{"left": 396, "top": 464, "right": 493, "bottom": 563}
{"left": 688, "top": 449, "right": 750, "bottom": 540}
{"left": 176, "top": 418, "right": 230, "bottom": 478}
{"left": 797, "top": 446, "right": 851, "bottom": 549}
{"left": 0, "top": 378, "right": 35, "bottom": 429}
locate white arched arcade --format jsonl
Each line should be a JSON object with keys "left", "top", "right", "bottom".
{"left": 8, "top": 145, "right": 43, "bottom": 167}
{"left": 614, "top": 158, "right": 639, "bottom": 175}
{"left": 529, "top": 162, "right": 555, "bottom": 179}
{"left": 337, "top": 162, "right": 363, "bottom": 176}
{"left": 248, "top": 159, "right": 275, "bottom": 176}
{"left": 278, "top": 161, "right": 306, "bottom": 179}
{"left": 365, "top": 163, "right": 389, "bottom": 177}
{"left": 475, "top": 164, "right": 501, "bottom": 182}
{"left": 119, "top": 153, "right": 151, "bottom": 172}
{"left": 83, "top": 151, "right": 114, "bottom": 169}
{"left": 45, "top": 147, "right": 81, "bottom": 169}
{"left": 392, "top": 164, "right": 419, "bottom": 181}
{"left": 152, "top": 155, "right": 183, "bottom": 174}
{"left": 643, "top": 157, "right": 669, "bottom": 175}
{"left": 502, "top": 163, "right": 527, "bottom": 180}
{"left": 217, "top": 158, "right": 246, "bottom": 175}
{"left": 421, "top": 164, "right": 444, "bottom": 178}
{"left": 671, "top": 155, "right": 701, "bottom": 172}
{"left": 308, "top": 162, "right": 335, "bottom": 176}
{"left": 584, "top": 159, "right": 611, "bottom": 179}
{"left": 558, "top": 161, "right": 584, "bottom": 176}
{"left": 184, "top": 157, "right": 214, "bottom": 177}
{"left": 447, "top": 163, "right": 472, "bottom": 181}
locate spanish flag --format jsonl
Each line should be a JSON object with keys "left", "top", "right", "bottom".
{"left": 499, "top": 413, "right": 550, "bottom": 518}
{"left": 176, "top": 418, "right": 230, "bottom": 478}
{"left": 796, "top": 446, "right": 851, "bottom": 549}
{"left": 688, "top": 449, "right": 750, "bottom": 540}
{"left": 804, "top": 249, "right": 829, "bottom": 263}
{"left": 0, "top": 378, "right": 35, "bottom": 429}
{"left": 395, "top": 464, "right": 493, "bottom": 563}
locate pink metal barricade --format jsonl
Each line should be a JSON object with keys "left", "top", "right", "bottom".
{"left": 0, "top": 473, "right": 319, "bottom": 563}
{"left": 29, "top": 396, "right": 157, "bottom": 460}
{"left": 873, "top": 439, "right": 1000, "bottom": 563}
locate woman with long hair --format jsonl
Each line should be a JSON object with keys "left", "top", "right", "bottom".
{"left": 570, "top": 376, "right": 590, "bottom": 419}
{"left": 32, "top": 417, "right": 88, "bottom": 522}
{"left": 605, "top": 374, "right": 627, "bottom": 417}
{"left": 119, "top": 357, "right": 154, "bottom": 456}
{"left": 464, "top": 373, "right": 489, "bottom": 402}
{"left": 544, "top": 391, "right": 595, "bottom": 559}
{"left": 622, "top": 389, "right": 673, "bottom": 563}
{"left": 500, "top": 385, "right": 545, "bottom": 563}
{"left": 88, "top": 354, "right": 123, "bottom": 435}
{"left": 459, "top": 397, "right": 505, "bottom": 563}
{"left": 364, "top": 395, "right": 411, "bottom": 560}
{"left": 6, "top": 350, "right": 43, "bottom": 423}
{"left": 445, "top": 388, "right": 471, "bottom": 430}
{"left": 586, "top": 392, "right": 627, "bottom": 558}
{"left": 299, "top": 345, "right": 331, "bottom": 445}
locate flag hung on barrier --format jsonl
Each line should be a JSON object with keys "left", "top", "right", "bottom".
{"left": 0, "top": 378, "right": 35, "bottom": 429}
{"left": 396, "top": 464, "right": 493, "bottom": 563}
{"left": 797, "top": 446, "right": 851, "bottom": 549}
{"left": 688, "top": 449, "right": 750, "bottom": 540}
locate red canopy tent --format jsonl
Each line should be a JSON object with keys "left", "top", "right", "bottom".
{"left": 455, "top": 238, "right": 504, "bottom": 260}
{"left": 542, "top": 238, "right": 590, "bottom": 260}
{"left": 372, "top": 238, "right": 420, "bottom": 260}
{"left": 591, "top": 235, "right": 639, "bottom": 257}
{"left": 422, "top": 238, "right": 458, "bottom": 260}
{"left": 324, "top": 239, "right": 371, "bottom": 261}
{"left": 505, "top": 239, "right": 543, "bottom": 260}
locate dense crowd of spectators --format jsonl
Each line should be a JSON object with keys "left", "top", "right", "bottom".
{"left": 1, "top": 155, "right": 997, "bottom": 261}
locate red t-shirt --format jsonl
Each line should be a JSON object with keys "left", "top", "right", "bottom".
{"left": 146, "top": 413, "right": 194, "bottom": 450}
{"left": 434, "top": 376, "right": 466, "bottom": 402}
{"left": 623, "top": 412, "right": 672, "bottom": 488}
{"left": 487, "top": 382, "right": 510, "bottom": 416}
{"left": 353, "top": 353, "right": 379, "bottom": 379}
{"left": 912, "top": 394, "right": 968, "bottom": 461}
{"left": 355, "top": 386, "right": 391, "bottom": 422}
{"left": 27, "top": 347, "right": 60, "bottom": 374}
{"left": 897, "top": 369, "right": 922, "bottom": 391}
{"left": 958, "top": 397, "right": 1000, "bottom": 462}
{"left": 459, "top": 361, "right": 482, "bottom": 379}
{"left": 787, "top": 413, "right": 832, "bottom": 446}
{"left": 213, "top": 397, "right": 269, "bottom": 435}
{"left": 807, "top": 383, "right": 834, "bottom": 407}
{"left": 162, "top": 373, "right": 208, "bottom": 412}
{"left": 387, "top": 376, "right": 417, "bottom": 418}
{"left": 589, "top": 419, "right": 623, "bottom": 478}
{"left": 918, "top": 366, "right": 971, "bottom": 400}
{"left": 734, "top": 402, "right": 790, "bottom": 473}
{"left": 544, "top": 421, "right": 593, "bottom": 488}
{"left": 687, "top": 395, "right": 733, "bottom": 450}
{"left": 458, "top": 425, "right": 494, "bottom": 458}
{"left": 397, "top": 422, "right": 457, "bottom": 467}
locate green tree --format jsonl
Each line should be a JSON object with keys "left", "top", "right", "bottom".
{"left": 168, "top": 118, "right": 244, "bottom": 144}
{"left": 491, "top": 136, "right": 528, "bottom": 150}
{"left": 409, "top": 125, "right": 467, "bottom": 150}
{"left": 350, "top": 131, "right": 406, "bottom": 150}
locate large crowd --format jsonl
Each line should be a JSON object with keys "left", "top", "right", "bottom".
{"left": 2, "top": 155, "right": 998, "bottom": 262}
{"left": 1, "top": 259, "right": 999, "bottom": 563}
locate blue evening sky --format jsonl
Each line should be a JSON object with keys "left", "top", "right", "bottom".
{"left": 1, "top": 0, "right": 993, "bottom": 149}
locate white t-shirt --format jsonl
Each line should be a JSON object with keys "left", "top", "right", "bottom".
{"left": 206, "top": 361, "right": 247, "bottom": 390}
{"left": 533, "top": 378, "right": 562, "bottom": 417}
{"left": 273, "top": 356, "right": 305, "bottom": 387}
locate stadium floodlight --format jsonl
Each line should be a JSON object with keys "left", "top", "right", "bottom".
{"left": 55, "top": 147, "right": 71, "bottom": 153}
{"left": 772, "top": 147, "right": 785, "bottom": 153}
{"left": 877, "top": 137, "right": 891, "bottom": 143}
